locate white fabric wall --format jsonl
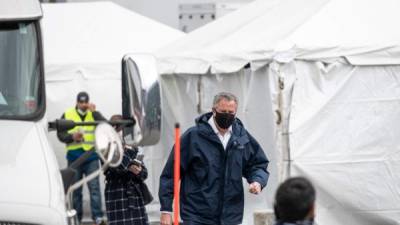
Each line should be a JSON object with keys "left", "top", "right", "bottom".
{"left": 152, "top": 66, "right": 278, "bottom": 224}
{"left": 46, "top": 57, "right": 400, "bottom": 225}
{"left": 151, "top": 60, "right": 400, "bottom": 225}
{"left": 282, "top": 60, "right": 400, "bottom": 225}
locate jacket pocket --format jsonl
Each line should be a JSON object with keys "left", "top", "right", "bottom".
{"left": 229, "top": 150, "right": 243, "bottom": 181}
{"left": 185, "top": 158, "right": 209, "bottom": 194}
{"left": 192, "top": 159, "right": 209, "bottom": 183}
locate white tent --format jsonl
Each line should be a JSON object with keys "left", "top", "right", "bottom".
{"left": 43, "top": 2, "right": 184, "bottom": 65}
{"left": 158, "top": 0, "right": 400, "bottom": 72}
{"left": 42, "top": 1, "right": 184, "bottom": 166}
{"left": 150, "top": 0, "right": 400, "bottom": 224}
{"left": 42, "top": 3, "right": 183, "bottom": 221}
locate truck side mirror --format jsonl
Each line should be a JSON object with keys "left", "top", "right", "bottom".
{"left": 94, "top": 123, "right": 123, "bottom": 167}
{"left": 122, "top": 54, "right": 161, "bottom": 146}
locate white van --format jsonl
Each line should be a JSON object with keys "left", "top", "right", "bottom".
{"left": 0, "top": 0, "right": 68, "bottom": 224}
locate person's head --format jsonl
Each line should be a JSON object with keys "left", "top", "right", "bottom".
{"left": 274, "top": 177, "right": 316, "bottom": 223}
{"left": 110, "top": 114, "right": 123, "bottom": 132}
{"left": 212, "top": 92, "right": 238, "bottom": 130}
{"left": 76, "top": 91, "right": 90, "bottom": 113}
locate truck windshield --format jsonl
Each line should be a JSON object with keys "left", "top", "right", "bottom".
{"left": 0, "top": 21, "right": 43, "bottom": 119}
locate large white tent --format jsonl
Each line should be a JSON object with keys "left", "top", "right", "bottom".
{"left": 148, "top": 0, "right": 400, "bottom": 224}
{"left": 42, "top": 3, "right": 184, "bottom": 221}
{"left": 41, "top": 2, "right": 184, "bottom": 168}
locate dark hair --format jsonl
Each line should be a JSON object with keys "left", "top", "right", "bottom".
{"left": 110, "top": 114, "right": 123, "bottom": 121}
{"left": 274, "top": 177, "right": 316, "bottom": 222}
{"left": 110, "top": 114, "right": 123, "bottom": 131}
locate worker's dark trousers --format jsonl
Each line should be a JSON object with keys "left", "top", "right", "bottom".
{"left": 183, "top": 221, "right": 240, "bottom": 225}
{"left": 68, "top": 159, "right": 103, "bottom": 222}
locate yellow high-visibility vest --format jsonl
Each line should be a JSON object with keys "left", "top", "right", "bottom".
{"left": 64, "top": 108, "right": 95, "bottom": 151}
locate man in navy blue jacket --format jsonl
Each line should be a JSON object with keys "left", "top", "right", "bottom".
{"left": 159, "top": 92, "right": 269, "bottom": 225}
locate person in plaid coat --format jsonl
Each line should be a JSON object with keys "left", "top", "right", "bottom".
{"left": 104, "top": 115, "right": 149, "bottom": 225}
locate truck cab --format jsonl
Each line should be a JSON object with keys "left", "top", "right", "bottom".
{"left": 0, "top": 1, "right": 154, "bottom": 224}
{"left": 0, "top": 0, "right": 67, "bottom": 224}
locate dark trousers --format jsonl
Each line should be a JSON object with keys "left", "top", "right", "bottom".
{"left": 68, "top": 159, "right": 103, "bottom": 221}
{"left": 183, "top": 221, "right": 240, "bottom": 225}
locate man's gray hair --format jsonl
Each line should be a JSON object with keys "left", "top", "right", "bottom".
{"left": 213, "top": 92, "right": 238, "bottom": 107}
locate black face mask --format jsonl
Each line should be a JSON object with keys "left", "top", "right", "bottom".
{"left": 214, "top": 110, "right": 235, "bottom": 129}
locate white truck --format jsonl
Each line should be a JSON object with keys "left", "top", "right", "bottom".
{"left": 0, "top": 0, "right": 67, "bottom": 224}
{"left": 0, "top": 1, "right": 155, "bottom": 224}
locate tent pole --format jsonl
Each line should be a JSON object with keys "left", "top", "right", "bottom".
{"left": 276, "top": 63, "right": 291, "bottom": 180}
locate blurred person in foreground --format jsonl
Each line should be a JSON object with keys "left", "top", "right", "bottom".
{"left": 274, "top": 177, "right": 316, "bottom": 225}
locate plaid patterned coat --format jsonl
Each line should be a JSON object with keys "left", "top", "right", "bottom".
{"left": 104, "top": 148, "right": 149, "bottom": 225}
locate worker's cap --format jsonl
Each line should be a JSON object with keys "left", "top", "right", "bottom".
{"left": 76, "top": 91, "right": 89, "bottom": 103}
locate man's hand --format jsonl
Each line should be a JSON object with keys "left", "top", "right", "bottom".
{"left": 160, "top": 212, "right": 172, "bottom": 225}
{"left": 88, "top": 103, "right": 96, "bottom": 112}
{"left": 72, "top": 132, "right": 83, "bottom": 142}
{"left": 249, "top": 182, "right": 262, "bottom": 195}
{"left": 129, "top": 164, "right": 142, "bottom": 175}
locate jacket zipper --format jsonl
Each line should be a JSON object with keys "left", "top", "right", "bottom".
{"left": 220, "top": 144, "right": 227, "bottom": 224}
{"left": 220, "top": 137, "right": 237, "bottom": 224}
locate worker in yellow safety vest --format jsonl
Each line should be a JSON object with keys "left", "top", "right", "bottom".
{"left": 57, "top": 91, "right": 106, "bottom": 225}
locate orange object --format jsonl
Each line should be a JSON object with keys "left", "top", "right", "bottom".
{"left": 174, "top": 123, "right": 181, "bottom": 225}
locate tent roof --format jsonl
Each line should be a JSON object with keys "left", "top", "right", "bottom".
{"left": 42, "top": 2, "right": 184, "bottom": 65}
{"left": 157, "top": 0, "right": 400, "bottom": 74}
